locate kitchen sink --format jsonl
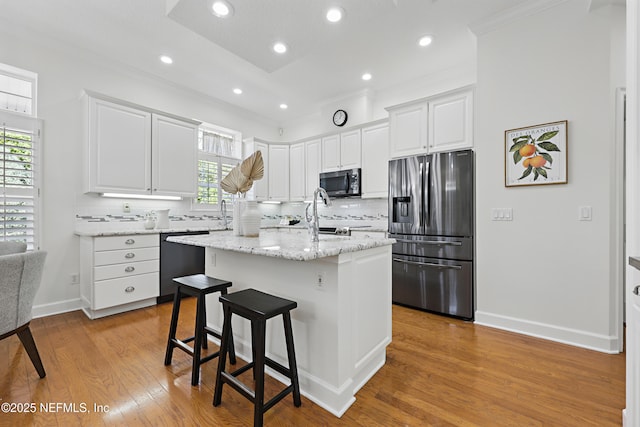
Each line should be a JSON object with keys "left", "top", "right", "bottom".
{"left": 318, "top": 226, "right": 351, "bottom": 236}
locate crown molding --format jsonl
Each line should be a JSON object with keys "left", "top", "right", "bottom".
{"left": 468, "top": 0, "right": 570, "bottom": 36}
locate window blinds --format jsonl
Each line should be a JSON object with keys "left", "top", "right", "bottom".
{"left": 0, "top": 111, "right": 41, "bottom": 249}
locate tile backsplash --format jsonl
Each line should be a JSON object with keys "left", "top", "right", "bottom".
{"left": 75, "top": 197, "right": 388, "bottom": 230}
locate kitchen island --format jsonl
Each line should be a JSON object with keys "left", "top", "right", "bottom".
{"left": 167, "top": 229, "right": 393, "bottom": 417}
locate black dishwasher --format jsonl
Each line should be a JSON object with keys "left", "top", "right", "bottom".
{"left": 158, "top": 231, "right": 208, "bottom": 303}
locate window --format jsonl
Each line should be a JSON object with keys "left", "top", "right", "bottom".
{"left": 0, "top": 63, "right": 37, "bottom": 116}
{"left": 193, "top": 126, "right": 241, "bottom": 210}
{"left": 0, "top": 111, "right": 41, "bottom": 249}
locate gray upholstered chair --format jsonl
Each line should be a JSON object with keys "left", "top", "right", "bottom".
{"left": 0, "top": 250, "right": 47, "bottom": 378}
{"left": 0, "top": 241, "right": 27, "bottom": 256}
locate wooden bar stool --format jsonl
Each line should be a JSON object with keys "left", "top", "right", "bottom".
{"left": 213, "top": 288, "right": 301, "bottom": 427}
{"left": 164, "top": 274, "right": 236, "bottom": 386}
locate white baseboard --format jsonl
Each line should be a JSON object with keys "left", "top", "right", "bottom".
{"left": 474, "top": 311, "right": 621, "bottom": 354}
{"left": 32, "top": 298, "right": 82, "bottom": 319}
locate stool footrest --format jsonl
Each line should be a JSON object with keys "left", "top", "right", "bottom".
{"left": 264, "top": 357, "right": 292, "bottom": 379}
{"left": 171, "top": 339, "right": 195, "bottom": 357}
{"left": 263, "top": 385, "right": 295, "bottom": 413}
{"left": 221, "top": 371, "right": 256, "bottom": 401}
{"left": 230, "top": 362, "right": 254, "bottom": 378}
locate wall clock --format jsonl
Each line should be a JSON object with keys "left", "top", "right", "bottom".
{"left": 332, "top": 109, "right": 348, "bottom": 127}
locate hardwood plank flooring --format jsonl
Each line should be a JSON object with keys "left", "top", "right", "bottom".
{"left": 0, "top": 301, "right": 625, "bottom": 426}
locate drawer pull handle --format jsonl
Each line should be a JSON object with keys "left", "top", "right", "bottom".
{"left": 125, "top": 266, "right": 135, "bottom": 273}
{"left": 125, "top": 252, "right": 135, "bottom": 259}
{"left": 125, "top": 239, "right": 135, "bottom": 245}
{"left": 125, "top": 286, "right": 135, "bottom": 293}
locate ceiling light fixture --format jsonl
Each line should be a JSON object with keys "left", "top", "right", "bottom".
{"left": 211, "top": 1, "right": 233, "bottom": 18}
{"left": 362, "top": 73, "right": 372, "bottom": 81}
{"left": 273, "top": 42, "right": 288, "bottom": 54}
{"left": 159, "top": 55, "right": 173, "bottom": 64}
{"left": 279, "top": 103, "right": 288, "bottom": 110}
{"left": 418, "top": 35, "right": 434, "bottom": 47}
{"left": 233, "top": 88, "right": 242, "bottom": 95}
{"left": 326, "top": 7, "right": 344, "bottom": 23}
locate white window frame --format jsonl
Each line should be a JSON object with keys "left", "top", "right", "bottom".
{"left": 0, "top": 62, "right": 37, "bottom": 117}
{"left": 192, "top": 124, "right": 242, "bottom": 211}
{"left": 0, "top": 110, "right": 42, "bottom": 250}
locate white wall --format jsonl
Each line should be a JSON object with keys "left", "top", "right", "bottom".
{"left": 474, "top": 0, "right": 625, "bottom": 352}
{"left": 0, "top": 27, "right": 280, "bottom": 315}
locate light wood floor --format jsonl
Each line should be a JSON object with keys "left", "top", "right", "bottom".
{"left": 0, "top": 300, "right": 625, "bottom": 426}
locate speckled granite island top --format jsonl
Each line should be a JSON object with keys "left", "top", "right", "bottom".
{"left": 166, "top": 229, "right": 394, "bottom": 261}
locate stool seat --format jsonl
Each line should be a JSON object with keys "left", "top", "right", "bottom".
{"left": 164, "top": 274, "right": 236, "bottom": 386}
{"left": 213, "top": 288, "right": 301, "bottom": 427}
{"left": 219, "top": 288, "right": 297, "bottom": 319}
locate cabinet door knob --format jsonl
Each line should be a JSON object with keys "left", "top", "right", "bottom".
{"left": 125, "top": 239, "right": 135, "bottom": 245}
{"left": 125, "top": 266, "right": 135, "bottom": 273}
{"left": 634, "top": 285, "right": 640, "bottom": 296}
{"left": 125, "top": 286, "right": 135, "bottom": 293}
{"left": 125, "top": 252, "right": 135, "bottom": 259}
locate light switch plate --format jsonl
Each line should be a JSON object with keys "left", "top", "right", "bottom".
{"left": 579, "top": 206, "right": 592, "bottom": 221}
{"left": 492, "top": 208, "right": 513, "bottom": 221}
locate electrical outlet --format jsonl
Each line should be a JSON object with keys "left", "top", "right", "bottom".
{"left": 70, "top": 273, "right": 79, "bottom": 284}
{"left": 316, "top": 272, "right": 325, "bottom": 289}
{"left": 123, "top": 202, "right": 131, "bottom": 213}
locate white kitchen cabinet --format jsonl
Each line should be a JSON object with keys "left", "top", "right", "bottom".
{"left": 361, "top": 122, "right": 389, "bottom": 198}
{"left": 252, "top": 140, "right": 269, "bottom": 201}
{"left": 80, "top": 234, "right": 159, "bottom": 319}
{"left": 321, "top": 129, "right": 361, "bottom": 172}
{"left": 428, "top": 89, "right": 473, "bottom": 153}
{"left": 267, "top": 144, "right": 290, "bottom": 201}
{"left": 152, "top": 114, "right": 198, "bottom": 197}
{"left": 387, "top": 100, "right": 428, "bottom": 158}
{"left": 86, "top": 96, "right": 152, "bottom": 194}
{"left": 85, "top": 93, "right": 199, "bottom": 197}
{"left": 289, "top": 142, "right": 305, "bottom": 201}
{"left": 305, "top": 138, "right": 321, "bottom": 198}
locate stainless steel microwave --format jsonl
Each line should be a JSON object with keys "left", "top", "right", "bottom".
{"left": 319, "top": 168, "right": 361, "bottom": 198}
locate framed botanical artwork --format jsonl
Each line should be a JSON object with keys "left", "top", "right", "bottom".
{"left": 505, "top": 120, "right": 568, "bottom": 187}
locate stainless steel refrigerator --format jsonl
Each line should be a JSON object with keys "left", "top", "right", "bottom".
{"left": 388, "top": 149, "right": 474, "bottom": 320}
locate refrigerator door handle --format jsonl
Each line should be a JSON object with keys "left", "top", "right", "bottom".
{"left": 423, "top": 160, "right": 430, "bottom": 228}
{"left": 392, "top": 258, "right": 463, "bottom": 270}
{"left": 393, "top": 238, "right": 463, "bottom": 246}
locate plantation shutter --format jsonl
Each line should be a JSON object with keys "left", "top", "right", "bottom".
{"left": 196, "top": 154, "right": 237, "bottom": 207}
{"left": 0, "top": 111, "right": 41, "bottom": 249}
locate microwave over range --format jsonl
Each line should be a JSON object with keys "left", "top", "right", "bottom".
{"left": 319, "top": 168, "right": 361, "bottom": 198}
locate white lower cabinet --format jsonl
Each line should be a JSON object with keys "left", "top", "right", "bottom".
{"left": 80, "top": 234, "right": 159, "bottom": 319}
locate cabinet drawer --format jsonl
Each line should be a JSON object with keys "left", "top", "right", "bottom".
{"left": 94, "top": 247, "right": 159, "bottom": 266}
{"left": 94, "top": 234, "right": 158, "bottom": 251}
{"left": 94, "top": 259, "right": 159, "bottom": 281}
{"left": 94, "top": 272, "right": 159, "bottom": 310}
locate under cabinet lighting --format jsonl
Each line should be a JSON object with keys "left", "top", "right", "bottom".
{"left": 260, "top": 200, "right": 282, "bottom": 204}
{"left": 101, "top": 193, "right": 182, "bottom": 201}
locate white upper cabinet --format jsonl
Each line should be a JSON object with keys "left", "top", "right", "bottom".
{"left": 85, "top": 93, "right": 199, "bottom": 197}
{"left": 152, "top": 114, "right": 198, "bottom": 197}
{"left": 321, "top": 129, "right": 361, "bottom": 172}
{"left": 86, "top": 97, "right": 152, "bottom": 194}
{"left": 267, "top": 144, "right": 290, "bottom": 201}
{"left": 387, "top": 100, "right": 428, "bottom": 158}
{"left": 361, "top": 122, "right": 389, "bottom": 198}
{"left": 252, "top": 140, "right": 269, "bottom": 201}
{"left": 428, "top": 89, "right": 473, "bottom": 153}
{"left": 289, "top": 142, "right": 305, "bottom": 201}
{"left": 305, "top": 138, "right": 321, "bottom": 198}
{"left": 387, "top": 87, "right": 473, "bottom": 158}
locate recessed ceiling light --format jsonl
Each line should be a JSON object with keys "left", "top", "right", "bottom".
{"left": 362, "top": 73, "right": 372, "bottom": 81}
{"left": 211, "top": 1, "right": 233, "bottom": 18}
{"left": 160, "top": 55, "right": 173, "bottom": 64}
{"left": 418, "top": 35, "right": 434, "bottom": 47}
{"left": 326, "top": 7, "right": 344, "bottom": 23}
{"left": 273, "top": 42, "right": 288, "bottom": 54}
{"left": 280, "top": 104, "right": 288, "bottom": 110}
{"left": 233, "top": 88, "right": 242, "bottom": 95}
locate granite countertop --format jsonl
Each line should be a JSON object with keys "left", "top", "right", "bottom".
{"left": 74, "top": 225, "right": 227, "bottom": 237}
{"left": 166, "top": 229, "right": 395, "bottom": 261}
{"left": 630, "top": 256, "right": 640, "bottom": 271}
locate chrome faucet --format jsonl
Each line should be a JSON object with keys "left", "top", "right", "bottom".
{"left": 220, "top": 199, "right": 228, "bottom": 230}
{"left": 306, "top": 187, "right": 332, "bottom": 242}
